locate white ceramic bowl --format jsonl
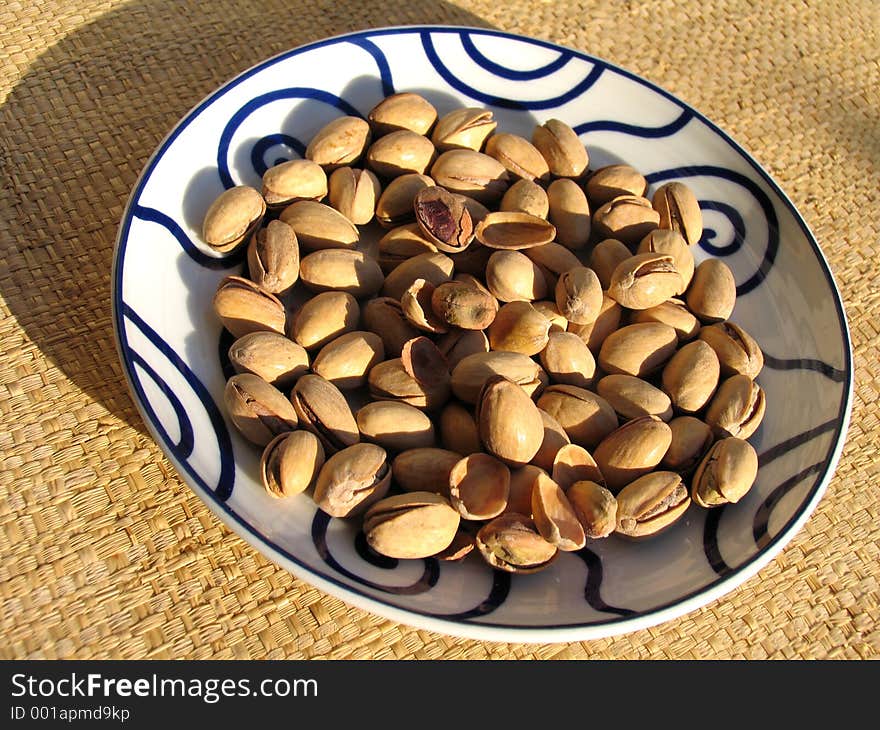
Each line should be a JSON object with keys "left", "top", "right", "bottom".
{"left": 112, "top": 27, "right": 853, "bottom": 642}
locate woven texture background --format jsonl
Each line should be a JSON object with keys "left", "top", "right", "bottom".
{"left": 1, "top": 0, "right": 877, "bottom": 659}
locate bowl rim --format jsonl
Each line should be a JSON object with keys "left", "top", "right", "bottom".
{"left": 111, "top": 25, "right": 854, "bottom": 643}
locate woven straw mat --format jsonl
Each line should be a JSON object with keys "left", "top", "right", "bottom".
{"left": 0, "top": 0, "right": 877, "bottom": 660}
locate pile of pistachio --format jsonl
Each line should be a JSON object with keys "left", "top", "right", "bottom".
{"left": 204, "top": 92, "right": 765, "bottom": 573}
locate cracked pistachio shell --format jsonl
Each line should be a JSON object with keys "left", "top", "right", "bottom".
{"left": 540, "top": 331, "right": 596, "bottom": 389}
{"left": 431, "top": 107, "right": 497, "bottom": 151}
{"left": 213, "top": 276, "right": 286, "bottom": 338}
{"left": 661, "top": 416, "right": 714, "bottom": 474}
{"left": 431, "top": 280, "right": 497, "bottom": 330}
{"left": 598, "top": 322, "right": 678, "bottom": 377}
{"left": 531, "top": 472, "right": 586, "bottom": 551}
{"left": 430, "top": 149, "right": 510, "bottom": 204}
{"left": 568, "top": 481, "right": 617, "bottom": 539}
{"left": 368, "top": 358, "right": 449, "bottom": 411}
{"left": 364, "top": 492, "right": 460, "bottom": 559}
{"left": 536, "top": 385, "right": 618, "bottom": 449}
{"left": 381, "top": 251, "right": 454, "bottom": 301}
{"left": 368, "top": 92, "right": 438, "bottom": 137}
{"left": 401, "top": 336, "right": 451, "bottom": 391}
{"left": 653, "top": 182, "right": 703, "bottom": 246}
{"left": 686, "top": 259, "right": 736, "bottom": 323}
{"left": 531, "top": 409, "right": 571, "bottom": 472}
{"left": 547, "top": 178, "right": 591, "bottom": 250}
{"left": 506, "top": 465, "right": 544, "bottom": 516}
{"left": 691, "top": 437, "right": 758, "bottom": 508}
{"left": 414, "top": 186, "right": 475, "bottom": 254}
{"left": 555, "top": 266, "right": 603, "bottom": 325}
{"left": 260, "top": 431, "right": 325, "bottom": 498}
{"left": 202, "top": 185, "right": 266, "bottom": 252}
{"left": 592, "top": 194, "right": 660, "bottom": 247}
{"left": 439, "top": 401, "right": 482, "bottom": 455}
{"left": 551, "top": 443, "right": 604, "bottom": 491}
{"left": 247, "top": 219, "right": 299, "bottom": 295}
{"left": 630, "top": 299, "right": 701, "bottom": 342}
{"left": 637, "top": 229, "right": 694, "bottom": 293}
{"left": 704, "top": 374, "right": 766, "bottom": 439}
{"left": 500, "top": 179, "right": 550, "bottom": 218}
{"left": 596, "top": 374, "right": 673, "bottom": 422}
{"left": 476, "top": 513, "right": 557, "bottom": 574}
{"left": 607, "top": 252, "right": 683, "bottom": 310}
{"left": 366, "top": 130, "right": 436, "bottom": 178}
{"left": 356, "top": 400, "right": 435, "bottom": 452}
{"left": 299, "top": 249, "right": 384, "bottom": 298}
{"left": 313, "top": 442, "right": 391, "bottom": 518}
{"left": 377, "top": 223, "right": 438, "bottom": 272}
{"left": 476, "top": 376, "right": 545, "bottom": 468}
{"left": 533, "top": 301, "right": 568, "bottom": 333}
{"left": 567, "top": 295, "right": 622, "bottom": 353}
{"left": 361, "top": 297, "right": 421, "bottom": 357}
{"left": 261, "top": 159, "right": 328, "bottom": 208}
{"left": 615, "top": 471, "right": 690, "bottom": 537}
{"left": 224, "top": 373, "right": 298, "bottom": 446}
{"left": 449, "top": 453, "right": 511, "bottom": 520}
{"left": 228, "top": 331, "right": 309, "bottom": 390}
{"left": 585, "top": 164, "right": 647, "bottom": 207}
{"left": 488, "top": 301, "right": 552, "bottom": 356}
{"left": 401, "top": 278, "right": 449, "bottom": 333}
{"left": 436, "top": 329, "right": 490, "bottom": 370}
{"left": 290, "top": 374, "right": 360, "bottom": 453}
{"left": 290, "top": 291, "right": 359, "bottom": 351}
{"left": 434, "top": 530, "right": 476, "bottom": 561}
{"left": 279, "top": 199, "right": 359, "bottom": 251}
{"left": 531, "top": 119, "right": 589, "bottom": 179}
{"left": 392, "top": 447, "right": 462, "bottom": 495}
{"left": 486, "top": 250, "right": 548, "bottom": 302}
{"left": 593, "top": 416, "right": 673, "bottom": 492}
{"left": 327, "top": 167, "right": 381, "bottom": 225}
{"left": 589, "top": 238, "right": 633, "bottom": 290}
{"left": 485, "top": 132, "right": 551, "bottom": 182}
{"left": 305, "top": 116, "right": 371, "bottom": 169}
{"left": 451, "top": 351, "right": 547, "bottom": 404}
{"left": 698, "top": 322, "right": 764, "bottom": 379}
{"left": 661, "top": 340, "right": 721, "bottom": 413}
{"left": 475, "top": 211, "right": 556, "bottom": 250}
{"left": 375, "top": 173, "right": 435, "bottom": 228}
{"left": 312, "top": 331, "right": 385, "bottom": 390}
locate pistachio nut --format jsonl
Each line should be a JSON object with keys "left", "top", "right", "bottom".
{"left": 451, "top": 351, "right": 548, "bottom": 404}
{"left": 434, "top": 530, "right": 476, "bottom": 561}
{"left": 228, "top": 331, "right": 309, "bottom": 390}
{"left": 439, "top": 401, "right": 482, "bottom": 455}
{"left": 368, "top": 358, "right": 449, "bottom": 411}
{"left": 289, "top": 290, "right": 360, "bottom": 351}
{"left": 661, "top": 339, "right": 720, "bottom": 413}
{"left": 536, "top": 385, "right": 618, "bottom": 449}
{"left": 278, "top": 199, "right": 359, "bottom": 251}
{"left": 381, "top": 251, "right": 454, "bottom": 301}
{"left": 224, "top": 373, "right": 298, "bottom": 446}
{"left": 637, "top": 229, "right": 694, "bottom": 293}
{"left": 247, "top": 220, "right": 299, "bottom": 295}
{"left": 459, "top": 195, "right": 491, "bottom": 225}
{"left": 375, "top": 173, "right": 436, "bottom": 228}
{"left": 531, "top": 119, "right": 588, "bottom": 179}
{"left": 593, "top": 416, "right": 673, "bottom": 492}
{"left": 213, "top": 275, "right": 286, "bottom": 338}
{"left": 526, "top": 243, "right": 581, "bottom": 279}
{"left": 652, "top": 182, "right": 703, "bottom": 246}
{"left": 531, "top": 472, "right": 586, "bottom": 551}
{"left": 607, "top": 252, "right": 683, "bottom": 310}
{"left": 551, "top": 443, "right": 605, "bottom": 491}
{"left": 488, "top": 301, "right": 552, "bottom": 356}
{"left": 431, "top": 280, "right": 498, "bottom": 330}
{"left": 507, "top": 465, "right": 544, "bottom": 515}
{"left": 311, "top": 331, "right": 385, "bottom": 390}
{"left": 547, "top": 178, "right": 591, "bottom": 250}
{"left": 629, "top": 299, "right": 701, "bottom": 342}
{"left": 533, "top": 301, "right": 568, "bottom": 333}
{"left": 361, "top": 297, "right": 422, "bottom": 357}
{"left": 485, "top": 250, "right": 548, "bottom": 302}
{"left": 327, "top": 167, "right": 381, "bottom": 225}
{"left": 290, "top": 373, "right": 360, "bottom": 453}
{"left": 615, "top": 471, "right": 690, "bottom": 538}
{"left": 392, "top": 447, "right": 461, "bottom": 495}
{"left": 363, "top": 492, "right": 460, "bottom": 559}
{"left": 596, "top": 374, "right": 673, "bottom": 422}
{"left": 368, "top": 92, "right": 438, "bottom": 137}
{"left": 567, "top": 295, "right": 623, "bottom": 353}
{"left": 592, "top": 194, "right": 660, "bottom": 247}
{"left": 585, "top": 164, "right": 647, "bottom": 207}
{"left": 430, "top": 149, "right": 510, "bottom": 204}
{"left": 484, "top": 132, "right": 550, "bottom": 182}
{"left": 589, "top": 238, "right": 633, "bottom": 290}
{"left": 431, "top": 108, "right": 497, "bottom": 151}
{"left": 449, "top": 453, "right": 511, "bottom": 520}
{"left": 567, "top": 481, "right": 617, "bottom": 539}
{"left": 436, "top": 328, "right": 490, "bottom": 369}
{"left": 704, "top": 374, "right": 766, "bottom": 439}
{"left": 401, "top": 278, "right": 449, "bottom": 333}
{"left": 261, "top": 159, "right": 328, "bottom": 208}
{"left": 366, "top": 130, "right": 436, "bottom": 178}
{"left": 475, "top": 513, "right": 557, "bottom": 574}
{"left": 691, "top": 437, "right": 759, "bottom": 508}
{"left": 555, "top": 266, "right": 603, "bottom": 325}
{"left": 202, "top": 185, "right": 266, "bottom": 253}
{"left": 413, "top": 186, "right": 475, "bottom": 253}
{"left": 539, "top": 331, "right": 596, "bottom": 389}
{"left": 476, "top": 376, "right": 545, "bottom": 467}
{"left": 377, "top": 223, "right": 438, "bottom": 272}
{"left": 698, "top": 322, "right": 764, "bottom": 379}
{"left": 313, "top": 442, "right": 391, "bottom": 518}
{"left": 299, "top": 249, "right": 384, "bottom": 298}
{"left": 661, "top": 416, "right": 714, "bottom": 474}
{"left": 305, "top": 116, "right": 371, "bottom": 169}
{"left": 356, "top": 400, "right": 436, "bottom": 452}
{"left": 531, "top": 409, "right": 571, "bottom": 472}
{"left": 500, "top": 179, "right": 550, "bottom": 218}
{"left": 598, "top": 322, "right": 678, "bottom": 377}
{"left": 260, "top": 431, "right": 325, "bottom": 498}
{"left": 474, "top": 211, "right": 556, "bottom": 250}
{"left": 401, "top": 336, "right": 451, "bottom": 393}
{"left": 686, "top": 259, "right": 736, "bottom": 323}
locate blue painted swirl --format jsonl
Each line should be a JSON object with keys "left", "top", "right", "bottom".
{"left": 699, "top": 201, "right": 746, "bottom": 256}
{"left": 575, "top": 548, "right": 636, "bottom": 616}
{"left": 250, "top": 134, "right": 307, "bottom": 178}
{"left": 574, "top": 109, "right": 693, "bottom": 137}
{"left": 460, "top": 32, "right": 569, "bottom": 80}
{"left": 753, "top": 463, "right": 824, "bottom": 550}
{"left": 346, "top": 37, "right": 395, "bottom": 97}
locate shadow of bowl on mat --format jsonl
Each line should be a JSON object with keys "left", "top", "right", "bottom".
{"left": 0, "top": 0, "right": 493, "bottom": 435}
